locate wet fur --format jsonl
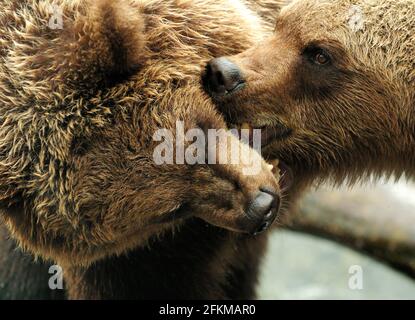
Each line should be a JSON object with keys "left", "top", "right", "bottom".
{"left": 0, "top": 0, "right": 279, "bottom": 299}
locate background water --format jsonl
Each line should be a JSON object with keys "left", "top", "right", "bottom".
{"left": 258, "top": 180, "right": 415, "bottom": 300}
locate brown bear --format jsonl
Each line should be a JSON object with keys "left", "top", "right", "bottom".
{"left": 204, "top": 0, "right": 415, "bottom": 198}
{"left": 0, "top": 0, "right": 285, "bottom": 299}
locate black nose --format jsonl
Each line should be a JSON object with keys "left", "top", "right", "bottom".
{"left": 203, "top": 57, "right": 245, "bottom": 96}
{"left": 245, "top": 189, "right": 280, "bottom": 236}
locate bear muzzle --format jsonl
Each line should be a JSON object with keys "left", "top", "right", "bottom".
{"left": 202, "top": 57, "right": 246, "bottom": 97}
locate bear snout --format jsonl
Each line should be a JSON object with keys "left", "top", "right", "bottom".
{"left": 203, "top": 57, "right": 246, "bottom": 97}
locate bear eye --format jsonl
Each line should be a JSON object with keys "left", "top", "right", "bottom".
{"left": 304, "top": 46, "right": 332, "bottom": 66}
{"left": 314, "top": 50, "right": 330, "bottom": 65}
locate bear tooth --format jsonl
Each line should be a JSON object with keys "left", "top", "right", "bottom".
{"left": 241, "top": 123, "right": 251, "bottom": 130}
{"left": 269, "top": 159, "right": 280, "bottom": 176}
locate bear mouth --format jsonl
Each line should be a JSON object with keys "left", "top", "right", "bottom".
{"left": 276, "top": 160, "right": 294, "bottom": 191}
{"left": 268, "top": 159, "right": 293, "bottom": 192}
{"left": 229, "top": 123, "right": 294, "bottom": 191}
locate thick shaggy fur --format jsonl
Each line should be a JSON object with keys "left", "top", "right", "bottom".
{"left": 0, "top": 0, "right": 281, "bottom": 299}
{"left": 209, "top": 0, "right": 415, "bottom": 195}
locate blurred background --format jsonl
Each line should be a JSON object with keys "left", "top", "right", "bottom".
{"left": 258, "top": 179, "right": 415, "bottom": 299}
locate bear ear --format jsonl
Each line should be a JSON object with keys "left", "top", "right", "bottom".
{"left": 65, "top": 0, "right": 146, "bottom": 87}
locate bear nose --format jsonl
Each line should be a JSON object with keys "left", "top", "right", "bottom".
{"left": 245, "top": 189, "right": 280, "bottom": 236}
{"left": 203, "top": 57, "right": 245, "bottom": 96}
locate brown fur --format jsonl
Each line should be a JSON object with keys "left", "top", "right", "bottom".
{"left": 243, "top": 0, "right": 287, "bottom": 27}
{"left": 0, "top": 0, "right": 281, "bottom": 299}
{"left": 207, "top": 0, "right": 415, "bottom": 194}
